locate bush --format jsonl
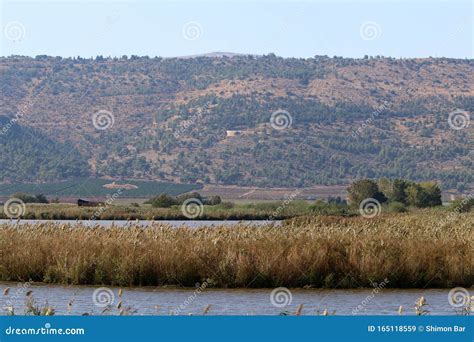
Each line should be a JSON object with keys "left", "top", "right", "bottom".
{"left": 310, "top": 200, "right": 350, "bottom": 216}
{"left": 386, "top": 201, "right": 407, "bottom": 213}
{"left": 205, "top": 195, "right": 222, "bottom": 206}
{"left": 148, "top": 194, "right": 177, "bottom": 208}
{"left": 147, "top": 192, "right": 222, "bottom": 208}
{"left": 449, "top": 197, "right": 474, "bottom": 213}
{"left": 11, "top": 192, "right": 49, "bottom": 204}
{"left": 176, "top": 192, "right": 203, "bottom": 204}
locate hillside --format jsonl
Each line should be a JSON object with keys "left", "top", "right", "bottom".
{"left": 0, "top": 54, "right": 472, "bottom": 191}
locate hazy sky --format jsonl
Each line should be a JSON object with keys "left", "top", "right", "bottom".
{"left": 0, "top": 0, "right": 472, "bottom": 58}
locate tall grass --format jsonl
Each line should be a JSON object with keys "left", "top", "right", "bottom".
{"left": 0, "top": 202, "right": 317, "bottom": 220}
{"left": 0, "top": 212, "right": 471, "bottom": 288}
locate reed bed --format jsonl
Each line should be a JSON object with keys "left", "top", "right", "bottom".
{"left": 0, "top": 202, "right": 309, "bottom": 221}
{"left": 0, "top": 212, "right": 472, "bottom": 288}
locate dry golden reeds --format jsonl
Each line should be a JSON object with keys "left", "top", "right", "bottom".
{"left": 0, "top": 211, "right": 472, "bottom": 288}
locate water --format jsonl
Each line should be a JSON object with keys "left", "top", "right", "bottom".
{"left": 0, "top": 219, "right": 275, "bottom": 228}
{"left": 0, "top": 282, "right": 462, "bottom": 316}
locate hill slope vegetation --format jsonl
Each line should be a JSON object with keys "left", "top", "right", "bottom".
{"left": 0, "top": 55, "right": 472, "bottom": 190}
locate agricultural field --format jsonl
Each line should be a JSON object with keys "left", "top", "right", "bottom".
{"left": 0, "top": 178, "right": 202, "bottom": 199}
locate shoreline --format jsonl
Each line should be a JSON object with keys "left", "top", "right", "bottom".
{"left": 1, "top": 280, "right": 468, "bottom": 291}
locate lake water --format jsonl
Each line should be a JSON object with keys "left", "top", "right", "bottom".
{"left": 0, "top": 282, "right": 462, "bottom": 316}
{"left": 0, "top": 219, "right": 275, "bottom": 228}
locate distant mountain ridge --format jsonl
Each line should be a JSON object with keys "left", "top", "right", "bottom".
{"left": 0, "top": 54, "right": 472, "bottom": 191}
{"left": 173, "top": 52, "right": 253, "bottom": 59}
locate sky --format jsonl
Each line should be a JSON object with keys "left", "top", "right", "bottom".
{"left": 0, "top": 0, "right": 472, "bottom": 58}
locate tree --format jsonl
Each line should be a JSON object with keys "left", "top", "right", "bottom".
{"left": 377, "top": 178, "right": 393, "bottom": 199}
{"left": 419, "top": 182, "right": 442, "bottom": 207}
{"left": 390, "top": 179, "right": 411, "bottom": 204}
{"left": 406, "top": 182, "right": 442, "bottom": 208}
{"left": 406, "top": 184, "right": 425, "bottom": 207}
{"left": 347, "top": 179, "right": 387, "bottom": 206}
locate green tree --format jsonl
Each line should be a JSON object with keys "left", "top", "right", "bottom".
{"left": 390, "top": 179, "right": 411, "bottom": 204}
{"left": 377, "top": 178, "right": 393, "bottom": 199}
{"left": 419, "top": 182, "right": 442, "bottom": 207}
{"left": 406, "top": 182, "right": 442, "bottom": 208}
{"left": 406, "top": 184, "right": 425, "bottom": 207}
{"left": 347, "top": 179, "right": 387, "bottom": 206}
